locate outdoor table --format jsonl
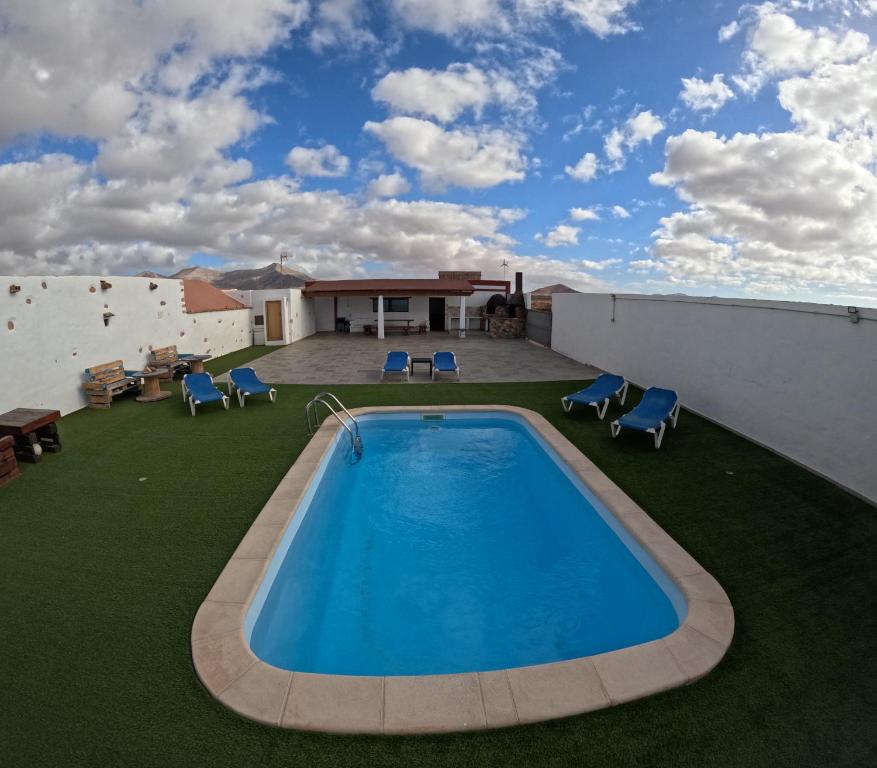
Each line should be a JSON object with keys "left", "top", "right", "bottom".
{"left": 410, "top": 357, "right": 433, "bottom": 376}
{"left": 180, "top": 354, "right": 212, "bottom": 374}
{"left": 135, "top": 369, "right": 172, "bottom": 402}
{"left": 0, "top": 408, "right": 62, "bottom": 463}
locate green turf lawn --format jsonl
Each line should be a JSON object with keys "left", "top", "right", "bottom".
{"left": 1, "top": 347, "right": 875, "bottom": 768}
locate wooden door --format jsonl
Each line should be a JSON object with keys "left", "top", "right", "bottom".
{"left": 265, "top": 301, "right": 283, "bottom": 342}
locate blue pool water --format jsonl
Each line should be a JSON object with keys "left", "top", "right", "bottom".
{"left": 247, "top": 412, "right": 685, "bottom": 676}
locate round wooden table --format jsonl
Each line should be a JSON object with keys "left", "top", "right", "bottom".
{"left": 136, "top": 369, "right": 172, "bottom": 402}
{"left": 182, "top": 355, "right": 212, "bottom": 374}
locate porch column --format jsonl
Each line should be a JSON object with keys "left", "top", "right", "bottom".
{"left": 377, "top": 295, "right": 385, "bottom": 339}
{"left": 458, "top": 294, "right": 467, "bottom": 338}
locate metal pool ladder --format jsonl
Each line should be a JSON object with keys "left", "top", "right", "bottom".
{"left": 305, "top": 392, "right": 363, "bottom": 456}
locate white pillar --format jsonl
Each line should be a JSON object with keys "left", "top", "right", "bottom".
{"left": 458, "top": 294, "right": 467, "bottom": 338}
{"left": 377, "top": 295, "right": 385, "bottom": 339}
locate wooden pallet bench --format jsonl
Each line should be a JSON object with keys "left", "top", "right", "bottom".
{"left": 83, "top": 360, "right": 140, "bottom": 409}
{"left": 0, "top": 435, "right": 20, "bottom": 487}
{"left": 148, "top": 346, "right": 190, "bottom": 379}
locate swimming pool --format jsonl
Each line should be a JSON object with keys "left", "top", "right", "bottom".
{"left": 192, "top": 406, "right": 733, "bottom": 733}
{"left": 247, "top": 412, "right": 685, "bottom": 676}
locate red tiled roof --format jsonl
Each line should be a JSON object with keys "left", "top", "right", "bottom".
{"left": 182, "top": 279, "right": 248, "bottom": 313}
{"left": 302, "top": 278, "right": 474, "bottom": 297}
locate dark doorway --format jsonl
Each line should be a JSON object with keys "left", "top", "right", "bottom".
{"left": 429, "top": 297, "right": 445, "bottom": 331}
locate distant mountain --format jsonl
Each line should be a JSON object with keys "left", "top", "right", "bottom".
{"left": 134, "top": 270, "right": 168, "bottom": 279}
{"left": 531, "top": 283, "right": 578, "bottom": 295}
{"left": 166, "top": 262, "right": 313, "bottom": 290}
{"left": 170, "top": 266, "right": 225, "bottom": 282}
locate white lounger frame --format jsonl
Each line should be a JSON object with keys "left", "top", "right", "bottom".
{"left": 561, "top": 380, "right": 628, "bottom": 419}
{"left": 610, "top": 398, "right": 681, "bottom": 449}
{"left": 432, "top": 353, "right": 461, "bottom": 381}
{"left": 227, "top": 377, "right": 277, "bottom": 408}
{"left": 381, "top": 354, "right": 411, "bottom": 382}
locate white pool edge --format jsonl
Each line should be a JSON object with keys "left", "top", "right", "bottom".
{"left": 192, "top": 405, "right": 734, "bottom": 734}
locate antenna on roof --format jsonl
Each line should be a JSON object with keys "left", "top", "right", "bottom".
{"left": 501, "top": 259, "right": 509, "bottom": 282}
{"left": 280, "top": 251, "right": 288, "bottom": 268}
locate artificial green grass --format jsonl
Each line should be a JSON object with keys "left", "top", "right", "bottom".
{"left": 1, "top": 349, "right": 875, "bottom": 768}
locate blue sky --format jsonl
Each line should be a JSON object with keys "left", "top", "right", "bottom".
{"left": 1, "top": 1, "right": 877, "bottom": 303}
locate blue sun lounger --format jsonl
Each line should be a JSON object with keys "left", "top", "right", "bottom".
{"left": 432, "top": 351, "right": 460, "bottom": 380}
{"left": 228, "top": 367, "right": 277, "bottom": 408}
{"left": 561, "top": 373, "right": 628, "bottom": 419}
{"left": 182, "top": 372, "right": 229, "bottom": 416}
{"left": 610, "top": 387, "right": 680, "bottom": 449}
{"left": 381, "top": 351, "right": 410, "bottom": 381}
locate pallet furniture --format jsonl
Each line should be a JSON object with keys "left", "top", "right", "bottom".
{"left": 135, "top": 369, "right": 172, "bottom": 402}
{"left": 148, "top": 346, "right": 190, "bottom": 379}
{"left": 0, "top": 408, "right": 62, "bottom": 464}
{"left": 82, "top": 360, "right": 140, "bottom": 409}
{"left": 0, "top": 435, "right": 20, "bottom": 488}
{"left": 363, "top": 319, "right": 414, "bottom": 335}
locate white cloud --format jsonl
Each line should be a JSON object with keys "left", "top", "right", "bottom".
{"left": 680, "top": 74, "right": 735, "bottom": 113}
{"left": 386, "top": 0, "right": 639, "bottom": 39}
{"left": 366, "top": 172, "right": 411, "bottom": 198}
{"left": 0, "top": 0, "right": 308, "bottom": 144}
{"left": 611, "top": 205, "right": 631, "bottom": 219}
{"left": 307, "top": 0, "right": 376, "bottom": 51}
{"left": 285, "top": 145, "right": 350, "bottom": 178}
{"left": 603, "top": 110, "right": 665, "bottom": 171}
{"left": 778, "top": 50, "right": 877, "bottom": 163}
{"left": 581, "top": 257, "right": 622, "bottom": 270}
{"left": 565, "top": 152, "right": 599, "bottom": 181}
{"left": 372, "top": 63, "right": 519, "bottom": 122}
{"left": 570, "top": 207, "right": 601, "bottom": 220}
{"left": 364, "top": 116, "right": 526, "bottom": 190}
{"left": 0, "top": 153, "right": 608, "bottom": 290}
{"left": 718, "top": 20, "right": 740, "bottom": 42}
{"left": 647, "top": 128, "right": 877, "bottom": 294}
{"left": 538, "top": 224, "right": 580, "bottom": 247}
{"left": 733, "top": 10, "right": 869, "bottom": 93}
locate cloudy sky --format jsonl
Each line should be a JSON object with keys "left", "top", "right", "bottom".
{"left": 2, "top": 1, "right": 877, "bottom": 303}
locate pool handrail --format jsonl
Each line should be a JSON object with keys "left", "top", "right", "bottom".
{"left": 305, "top": 392, "right": 363, "bottom": 455}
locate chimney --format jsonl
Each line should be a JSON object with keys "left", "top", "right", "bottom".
{"left": 507, "top": 271, "right": 526, "bottom": 317}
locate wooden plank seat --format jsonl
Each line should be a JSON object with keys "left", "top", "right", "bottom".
{"left": 83, "top": 360, "right": 140, "bottom": 409}
{"left": 0, "top": 435, "right": 20, "bottom": 487}
{"left": 148, "top": 345, "right": 190, "bottom": 379}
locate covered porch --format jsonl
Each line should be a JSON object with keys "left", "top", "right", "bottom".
{"left": 303, "top": 277, "right": 506, "bottom": 339}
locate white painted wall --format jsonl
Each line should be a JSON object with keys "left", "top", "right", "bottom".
{"left": 0, "top": 276, "right": 250, "bottom": 415}
{"left": 552, "top": 293, "right": 877, "bottom": 503}
{"left": 227, "top": 288, "right": 316, "bottom": 345}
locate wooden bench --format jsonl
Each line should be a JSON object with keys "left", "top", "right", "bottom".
{"left": 83, "top": 360, "right": 140, "bottom": 409}
{"left": 148, "top": 346, "right": 190, "bottom": 379}
{"left": 0, "top": 435, "right": 20, "bottom": 487}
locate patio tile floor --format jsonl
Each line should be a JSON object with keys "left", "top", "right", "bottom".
{"left": 227, "top": 332, "right": 599, "bottom": 384}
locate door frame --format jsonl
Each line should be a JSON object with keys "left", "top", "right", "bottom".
{"left": 264, "top": 299, "right": 285, "bottom": 345}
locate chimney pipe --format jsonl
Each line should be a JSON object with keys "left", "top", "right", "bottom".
{"left": 514, "top": 271, "right": 523, "bottom": 294}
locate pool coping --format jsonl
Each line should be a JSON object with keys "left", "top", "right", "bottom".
{"left": 192, "top": 405, "right": 734, "bottom": 734}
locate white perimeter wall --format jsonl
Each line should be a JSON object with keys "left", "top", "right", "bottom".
{"left": 1, "top": 276, "right": 250, "bottom": 415}
{"left": 552, "top": 293, "right": 877, "bottom": 504}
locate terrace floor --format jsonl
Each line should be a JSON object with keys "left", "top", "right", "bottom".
{"left": 228, "top": 331, "right": 599, "bottom": 384}
{"left": 1, "top": 346, "right": 876, "bottom": 768}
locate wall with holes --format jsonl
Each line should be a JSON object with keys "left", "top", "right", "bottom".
{"left": 552, "top": 292, "right": 877, "bottom": 504}
{"left": 0, "top": 276, "right": 251, "bottom": 415}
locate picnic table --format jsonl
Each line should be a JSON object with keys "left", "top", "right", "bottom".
{"left": 0, "top": 408, "right": 62, "bottom": 463}
{"left": 363, "top": 319, "right": 414, "bottom": 335}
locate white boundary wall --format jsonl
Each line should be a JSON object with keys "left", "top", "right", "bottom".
{"left": 552, "top": 293, "right": 877, "bottom": 504}
{"left": 1, "top": 276, "right": 250, "bottom": 415}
